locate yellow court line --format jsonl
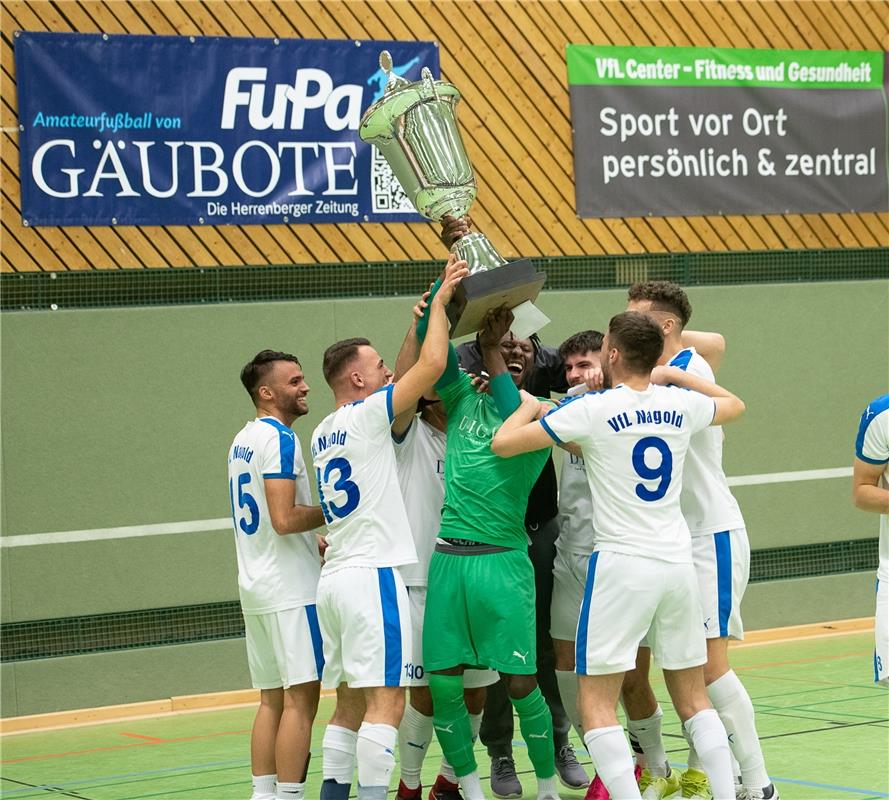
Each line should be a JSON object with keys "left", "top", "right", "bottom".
{"left": 0, "top": 616, "right": 874, "bottom": 737}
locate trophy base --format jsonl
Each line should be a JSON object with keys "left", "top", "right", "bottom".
{"left": 445, "top": 258, "right": 547, "bottom": 339}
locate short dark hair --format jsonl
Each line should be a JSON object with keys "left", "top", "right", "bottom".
{"left": 240, "top": 350, "right": 300, "bottom": 402}
{"left": 627, "top": 280, "right": 692, "bottom": 328}
{"left": 322, "top": 337, "right": 371, "bottom": 386}
{"left": 559, "top": 329, "right": 605, "bottom": 361}
{"left": 607, "top": 312, "right": 664, "bottom": 374}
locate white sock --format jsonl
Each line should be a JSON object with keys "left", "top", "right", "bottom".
{"left": 687, "top": 740, "right": 704, "bottom": 771}
{"left": 583, "top": 725, "right": 642, "bottom": 799}
{"left": 440, "top": 711, "right": 482, "bottom": 783}
{"left": 398, "top": 704, "right": 433, "bottom": 789}
{"left": 683, "top": 709, "right": 735, "bottom": 800}
{"left": 556, "top": 669, "right": 583, "bottom": 735}
{"left": 251, "top": 774, "right": 276, "bottom": 800}
{"left": 708, "top": 670, "right": 770, "bottom": 788}
{"left": 356, "top": 722, "right": 397, "bottom": 796}
{"left": 276, "top": 781, "right": 304, "bottom": 799}
{"left": 626, "top": 705, "right": 667, "bottom": 777}
{"left": 322, "top": 724, "right": 357, "bottom": 784}
{"left": 537, "top": 774, "right": 559, "bottom": 798}
{"left": 458, "top": 770, "right": 486, "bottom": 800}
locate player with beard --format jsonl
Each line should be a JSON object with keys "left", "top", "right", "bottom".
{"left": 228, "top": 350, "right": 326, "bottom": 800}
{"left": 493, "top": 312, "right": 745, "bottom": 800}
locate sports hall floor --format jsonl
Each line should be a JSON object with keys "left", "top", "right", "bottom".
{"left": 1, "top": 629, "right": 886, "bottom": 800}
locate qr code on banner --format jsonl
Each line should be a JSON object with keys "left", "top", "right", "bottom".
{"left": 371, "top": 149, "right": 416, "bottom": 214}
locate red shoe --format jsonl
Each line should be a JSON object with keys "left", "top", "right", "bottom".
{"left": 584, "top": 765, "right": 643, "bottom": 800}
{"left": 428, "top": 774, "right": 464, "bottom": 800}
{"left": 396, "top": 780, "right": 423, "bottom": 800}
{"left": 584, "top": 773, "right": 610, "bottom": 800}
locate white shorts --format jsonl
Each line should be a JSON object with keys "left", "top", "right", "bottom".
{"left": 244, "top": 605, "right": 324, "bottom": 690}
{"left": 576, "top": 551, "right": 706, "bottom": 675}
{"left": 317, "top": 566, "right": 412, "bottom": 689}
{"left": 692, "top": 529, "right": 750, "bottom": 640}
{"left": 550, "top": 547, "right": 591, "bottom": 641}
{"left": 876, "top": 578, "right": 888, "bottom": 686}
{"left": 406, "top": 585, "right": 499, "bottom": 689}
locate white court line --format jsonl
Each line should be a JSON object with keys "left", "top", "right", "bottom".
{"left": 1, "top": 466, "right": 855, "bottom": 547}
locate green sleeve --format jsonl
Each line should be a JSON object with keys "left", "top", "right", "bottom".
{"left": 490, "top": 372, "right": 520, "bottom": 419}
{"left": 415, "top": 277, "right": 460, "bottom": 390}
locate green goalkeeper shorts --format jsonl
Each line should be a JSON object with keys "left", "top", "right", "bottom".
{"left": 423, "top": 544, "right": 537, "bottom": 675}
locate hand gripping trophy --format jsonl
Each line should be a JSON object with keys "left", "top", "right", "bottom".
{"left": 360, "top": 51, "right": 548, "bottom": 338}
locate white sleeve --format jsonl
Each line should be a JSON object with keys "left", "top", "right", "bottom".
{"left": 857, "top": 401, "right": 889, "bottom": 464}
{"left": 540, "top": 394, "right": 594, "bottom": 444}
{"left": 260, "top": 425, "right": 298, "bottom": 480}
{"left": 681, "top": 388, "right": 717, "bottom": 434}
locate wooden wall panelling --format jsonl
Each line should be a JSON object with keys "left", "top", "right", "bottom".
{"left": 858, "top": 214, "right": 889, "bottom": 245}
{"left": 460, "top": 3, "right": 589, "bottom": 253}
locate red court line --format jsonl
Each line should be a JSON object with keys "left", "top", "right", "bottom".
{"left": 1, "top": 728, "right": 251, "bottom": 764}
{"left": 119, "top": 732, "right": 167, "bottom": 743}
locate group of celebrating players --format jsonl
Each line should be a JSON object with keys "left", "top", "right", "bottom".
{"left": 227, "top": 223, "right": 889, "bottom": 800}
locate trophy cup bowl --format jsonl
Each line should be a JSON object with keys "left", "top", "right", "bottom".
{"left": 359, "top": 51, "right": 547, "bottom": 339}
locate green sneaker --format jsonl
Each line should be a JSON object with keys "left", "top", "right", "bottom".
{"left": 640, "top": 769, "right": 681, "bottom": 799}
{"left": 679, "top": 768, "right": 712, "bottom": 799}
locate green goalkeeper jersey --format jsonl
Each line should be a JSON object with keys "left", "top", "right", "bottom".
{"left": 437, "top": 371, "right": 550, "bottom": 549}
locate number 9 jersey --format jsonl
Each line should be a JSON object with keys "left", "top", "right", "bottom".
{"left": 310, "top": 384, "right": 418, "bottom": 573}
{"left": 227, "top": 417, "right": 322, "bottom": 615}
{"left": 540, "top": 383, "right": 715, "bottom": 563}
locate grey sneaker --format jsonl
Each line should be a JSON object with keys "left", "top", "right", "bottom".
{"left": 555, "top": 743, "right": 591, "bottom": 789}
{"left": 490, "top": 755, "right": 523, "bottom": 799}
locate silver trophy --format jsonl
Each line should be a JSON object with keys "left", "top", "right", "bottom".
{"left": 360, "top": 51, "right": 547, "bottom": 338}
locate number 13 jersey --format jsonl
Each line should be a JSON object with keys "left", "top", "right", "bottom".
{"left": 541, "top": 384, "right": 715, "bottom": 564}
{"left": 311, "top": 384, "right": 418, "bottom": 574}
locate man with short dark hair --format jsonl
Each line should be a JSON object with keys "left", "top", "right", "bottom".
{"left": 312, "top": 257, "right": 467, "bottom": 800}
{"left": 493, "top": 311, "right": 745, "bottom": 800}
{"left": 627, "top": 281, "right": 778, "bottom": 800}
{"left": 229, "top": 350, "right": 326, "bottom": 800}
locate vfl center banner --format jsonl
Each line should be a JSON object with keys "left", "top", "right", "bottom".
{"left": 14, "top": 32, "right": 438, "bottom": 227}
{"left": 567, "top": 45, "right": 889, "bottom": 218}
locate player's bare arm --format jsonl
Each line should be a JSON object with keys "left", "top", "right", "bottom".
{"left": 391, "top": 288, "right": 432, "bottom": 438}
{"left": 681, "top": 329, "right": 726, "bottom": 372}
{"left": 477, "top": 306, "right": 514, "bottom": 379}
{"left": 852, "top": 458, "right": 889, "bottom": 514}
{"left": 650, "top": 365, "right": 745, "bottom": 425}
{"left": 265, "top": 477, "right": 326, "bottom": 534}
{"left": 491, "top": 393, "right": 556, "bottom": 458}
{"left": 390, "top": 255, "right": 469, "bottom": 419}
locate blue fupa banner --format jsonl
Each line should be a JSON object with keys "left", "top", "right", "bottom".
{"left": 14, "top": 32, "right": 439, "bottom": 227}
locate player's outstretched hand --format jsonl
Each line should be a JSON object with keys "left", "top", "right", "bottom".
{"left": 478, "top": 306, "right": 515, "bottom": 349}
{"left": 434, "top": 253, "right": 470, "bottom": 305}
{"left": 412, "top": 289, "right": 431, "bottom": 323}
{"left": 468, "top": 372, "right": 491, "bottom": 394}
{"left": 440, "top": 214, "right": 473, "bottom": 249}
{"left": 583, "top": 366, "right": 605, "bottom": 391}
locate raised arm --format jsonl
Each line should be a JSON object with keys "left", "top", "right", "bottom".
{"left": 681, "top": 330, "right": 726, "bottom": 373}
{"left": 391, "top": 291, "right": 430, "bottom": 438}
{"left": 651, "top": 365, "right": 745, "bottom": 426}
{"left": 478, "top": 307, "right": 521, "bottom": 420}
{"left": 391, "top": 255, "right": 468, "bottom": 418}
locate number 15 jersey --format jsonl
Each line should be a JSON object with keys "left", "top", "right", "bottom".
{"left": 311, "top": 384, "right": 418, "bottom": 574}
{"left": 541, "top": 383, "right": 715, "bottom": 564}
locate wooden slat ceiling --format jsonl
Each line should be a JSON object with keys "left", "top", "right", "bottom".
{"left": 1, "top": 0, "right": 887, "bottom": 272}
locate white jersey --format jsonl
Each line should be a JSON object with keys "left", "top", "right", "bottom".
{"left": 856, "top": 393, "right": 889, "bottom": 581}
{"left": 310, "top": 384, "right": 417, "bottom": 574}
{"left": 557, "top": 447, "right": 597, "bottom": 556}
{"left": 394, "top": 417, "right": 447, "bottom": 587}
{"left": 668, "top": 348, "right": 745, "bottom": 536}
{"left": 541, "top": 383, "right": 715, "bottom": 563}
{"left": 227, "top": 417, "right": 321, "bottom": 615}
